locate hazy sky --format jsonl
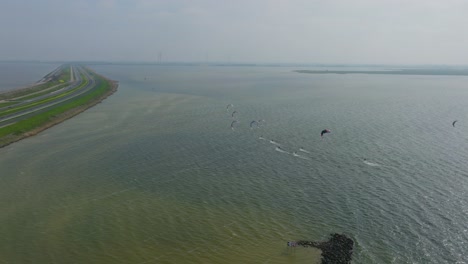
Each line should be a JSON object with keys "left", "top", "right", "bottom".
{"left": 1, "top": 0, "right": 468, "bottom": 64}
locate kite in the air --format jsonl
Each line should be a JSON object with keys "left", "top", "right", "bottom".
{"left": 453, "top": 120, "right": 458, "bottom": 127}
{"left": 231, "top": 120, "right": 238, "bottom": 130}
{"left": 231, "top": 111, "right": 238, "bottom": 119}
{"left": 250, "top": 120, "right": 259, "bottom": 129}
{"left": 321, "top": 129, "right": 331, "bottom": 137}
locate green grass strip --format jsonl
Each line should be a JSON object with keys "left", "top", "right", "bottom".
{"left": 0, "top": 102, "right": 16, "bottom": 108}
{"left": 17, "top": 82, "right": 71, "bottom": 101}
{"left": 0, "top": 66, "right": 71, "bottom": 101}
{"left": 0, "top": 74, "right": 89, "bottom": 118}
{"left": 0, "top": 77, "right": 111, "bottom": 138}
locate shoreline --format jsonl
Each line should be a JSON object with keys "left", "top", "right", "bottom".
{"left": 295, "top": 68, "right": 468, "bottom": 76}
{"left": 0, "top": 73, "right": 118, "bottom": 148}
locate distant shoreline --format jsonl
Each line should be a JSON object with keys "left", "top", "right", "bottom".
{"left": 295, "top": 69, "right": 468, "bottom": 76}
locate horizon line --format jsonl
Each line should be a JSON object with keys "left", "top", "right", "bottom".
{"left": 1, "top": 60, "right": 468, "bottom": 68}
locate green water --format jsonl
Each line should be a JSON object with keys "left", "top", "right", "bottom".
{"left": 1, "top": 64, "right": 468, "bottom": 263}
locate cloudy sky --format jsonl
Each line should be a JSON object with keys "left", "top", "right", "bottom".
{"left": 1, "top": 0, "right": 467, "bottom": 64}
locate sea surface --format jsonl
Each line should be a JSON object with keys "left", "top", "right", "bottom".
{"left": 0, "top": 62, "right": 60, "bottom": 92}
{"left": 1, "top": 63, "right": 468, "bottom": 263}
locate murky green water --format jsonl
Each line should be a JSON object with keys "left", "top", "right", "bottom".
{"left": 1, "top": 64, "right": 468, "bottom": 263}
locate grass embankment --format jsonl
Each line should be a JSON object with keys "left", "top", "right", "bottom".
{"left": 0, "top": 74, "right": 88, "bottom": 118}
{"left": 15, "top": 82, "right": 71, "bottom": 101}
{"left": 0, "top": 102, "right": 16, "bottom": 108}
{"left": 0, "top": 66, "right": 71, "bottom": 101}
{"left": 0, "top": 69, "right": 118, "bottom": 148}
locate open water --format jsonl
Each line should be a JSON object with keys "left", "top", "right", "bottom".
{"left": 0, "top": 62, "right": 59, "bottom": 92}
{"left": 1, "top": 63, "right": 468, "bottom": 263}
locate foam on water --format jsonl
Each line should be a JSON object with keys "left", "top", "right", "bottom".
{"left": 299, "top": 147, "right": 311, "bottom": 154}
{"left": 1, "top": 64, "right": 468, "bottom": 263}
{"left": 363, "top": 160, "right": 380, "bottom": 166}
{"left": 275, "top": 146, "right": 290, "bottom": 154}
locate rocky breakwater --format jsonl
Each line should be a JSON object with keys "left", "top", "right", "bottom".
{"left": 296, "top": 233, "right": 354, "bottom": 264}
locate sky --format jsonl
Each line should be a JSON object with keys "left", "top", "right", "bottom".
{"left": 1, "top": 0, "right": 468, "bottom": 65}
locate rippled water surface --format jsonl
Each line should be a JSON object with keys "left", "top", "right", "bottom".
{"left": 1, "top": 63, "right": 468, "bottom": 263}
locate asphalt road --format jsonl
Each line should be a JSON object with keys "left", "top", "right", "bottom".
{"left": 0, "top": 65, "right": 99, "bottom": 128}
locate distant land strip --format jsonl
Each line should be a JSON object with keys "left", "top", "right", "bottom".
{"left": 0, "top": 64, "right": 118, "bottom": 148}
{"left": 295, "top": 68, "right": 468, "bottom": 76}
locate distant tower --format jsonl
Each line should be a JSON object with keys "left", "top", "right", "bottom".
{"left": 157, "top": 52, "right": 162, "bottom": 64}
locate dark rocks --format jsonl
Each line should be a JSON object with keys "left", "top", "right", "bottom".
{"left": 296, "top": 233, "right": 354, "bottom": 264}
